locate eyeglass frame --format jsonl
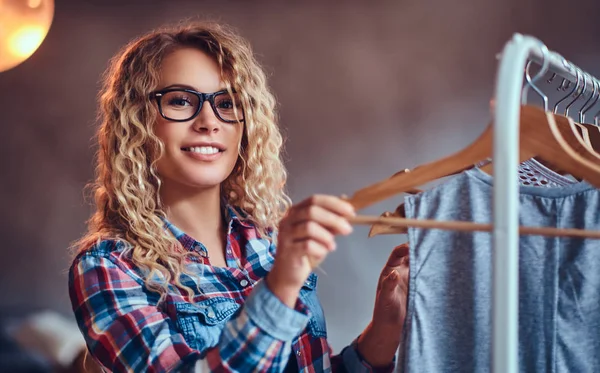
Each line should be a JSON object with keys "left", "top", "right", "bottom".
{"left": 149, "top": 88, "right": 245, "bottom": 124}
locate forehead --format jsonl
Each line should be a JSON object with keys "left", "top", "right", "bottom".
{"left": 158, "top": 47, "right": 225, "bottom": 92}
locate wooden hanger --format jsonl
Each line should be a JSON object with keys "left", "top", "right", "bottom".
{"left": 574, "top": 76, "right": 600, "bottom": 152}
{"left": 348, "top": 106, "right": 600, "bottom": 239}
{"left": 358, "top": 61, "right": 600, "bottom": 238}
{"left": 481, "top": 73, "right": 600, "bottom": 175}
{"left": 552, "top": 73, "right": 600, "bottom": 158}
{"left": 567, "top": 117, "right": 600, "bottom": 159}
{"left": 554, "top": 72, "right": 600, "bottom": 155}
{"left": 368, "top": 197, "right": 414, "bottom": 237}
{"left": 577, "top": 122, "right": 600, "bottom": 151}
{"left": 478, "top": 112, "right": 600, "bottom": 175}
{"left": 571, "top": 120, "right": 594, "bottom": 149}
{"left": 368, "top": 113, "right": 600, "bottom": 238}
{"left": 480, "top": 75, "right": 600, "bottom": 174}
{"left": 354, "top": 214, "right": 600, "bottom": 239}
{"left": 367, "top": 170, "right": 421, "bottom": 237}
{"left": 592, "top": 113, "right": 600, "bottom": 149}
{"left": 348, "top": 105, "right": 600, "bottom": 211}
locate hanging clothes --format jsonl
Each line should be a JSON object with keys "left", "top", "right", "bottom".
{"left": 397, "top": 167, "right": 600, "bottom": 373}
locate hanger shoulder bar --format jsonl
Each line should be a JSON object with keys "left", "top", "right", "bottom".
{"left": 348, "top": 126, "right": 493, "bottom": 210}
{"left": 350, "top": 215, "right": 600, "bottom": 239}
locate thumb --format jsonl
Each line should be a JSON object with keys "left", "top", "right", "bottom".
{"left": 380, "top": 269, "right": 401, "bottom": 294}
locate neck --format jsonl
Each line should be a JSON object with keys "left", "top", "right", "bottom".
{"left": 160, "top": 182, "right": 224, "bottom": 243}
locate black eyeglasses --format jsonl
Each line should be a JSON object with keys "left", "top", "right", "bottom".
{"left": 150, "top": 88, "right": 245, "bottom": 123}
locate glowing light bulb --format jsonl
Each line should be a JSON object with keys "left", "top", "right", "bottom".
{"left": 0, "top": 0, "right": 55, "bottom": 72}
{"left": 28, "top": 0, "right": 42, "bottom": 8}
{"left": 8, "top": 25, "right": 45, "bottom": 58}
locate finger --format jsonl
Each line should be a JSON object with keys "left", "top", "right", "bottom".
{"left": 380, "top": 269, "right": 401, "bottom": 293}
{"left": 294, "top": 239, "right": 331, "bottom": 268}
{"left": 399, "top": 255, "right": 409, "bottom": 267}
{"left": 384, "top": 243, "right": 410, "bottom": 268}
{"left": 397, "top": 261, "right": 409, "bottom": 278}
{"left": 292, "top": 221, "right": 336, "bottom": 251}
{"left": 294, "top": 195, "right": 356, "bottom": 218}
{"left": 292, "top": 204, "right": 353, "bottom": 235}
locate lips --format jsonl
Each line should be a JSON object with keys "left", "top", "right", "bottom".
{"left": 180, "top": 142, "right": 226, "bottom": 162}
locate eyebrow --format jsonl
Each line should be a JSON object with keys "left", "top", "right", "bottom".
{"left": 162, "top": 83, "right": 198, "bottom": 91}
{"left": 160, "top": 84, "right": 228, "bottom": 92}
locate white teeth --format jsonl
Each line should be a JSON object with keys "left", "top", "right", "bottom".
{"left": 188, "top": 146, "right": 220, "bottom": 154}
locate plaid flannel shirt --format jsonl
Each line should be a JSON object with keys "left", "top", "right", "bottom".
{"left": 69, "top": 206, "right": 394, "bottom": 372}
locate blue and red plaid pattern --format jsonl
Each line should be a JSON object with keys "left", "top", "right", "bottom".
{"left": 69, "top": 207, "right": 394, "bottom": 372}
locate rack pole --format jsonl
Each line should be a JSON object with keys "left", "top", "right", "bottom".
{"left": 491, "top": 33, "right": 600, "bottom": 373}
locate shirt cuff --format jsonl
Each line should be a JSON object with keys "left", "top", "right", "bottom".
{"left": 243, "top": 279, "right": 310, "bottom": 341}
{"left": 341, "top": 337, "right": 396, "bottom": 373}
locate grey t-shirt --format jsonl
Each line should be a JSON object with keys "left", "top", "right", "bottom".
{"left": 398, "top": 168, "right": 600, "bottom": 373}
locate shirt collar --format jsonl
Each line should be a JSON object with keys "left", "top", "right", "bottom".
{"left": 161, "top": 204, "right": 254, "bottom": 253}
{"left": 162, "top": 218, "right": 199, "bottom": 253}
{"left": 224, "top": 204, "right": 253, "bottom": 229}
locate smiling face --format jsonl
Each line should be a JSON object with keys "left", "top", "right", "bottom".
{"left": 152, "top": 47, "right": 245, "bottom": 193}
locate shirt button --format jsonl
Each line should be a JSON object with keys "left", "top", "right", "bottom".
{"left": 296, "top": 350, "right": 302, "bottom": 356}
{"left": 239, "top": 279, "right": 249, "bottom": 287}
{"left": 207, "top": 307, "right": 216, "bottom": 318}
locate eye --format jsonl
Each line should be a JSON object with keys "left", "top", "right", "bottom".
{"left": 161, "top": 91, "right": 199, "bottom": 109}
{"left": 215, "top": 93, "right": 243, "bottom": 110}
{"left": 167, "top": 96, "right": 193, "bottom": 107}
{"left": 217, "top": 99, "right": 234, "bottom": 109}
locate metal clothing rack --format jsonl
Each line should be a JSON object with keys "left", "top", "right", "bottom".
{"left": 492, "top": 34, "right": 600, "bottom": 373}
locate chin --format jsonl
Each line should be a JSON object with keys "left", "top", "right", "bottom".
{"left": 159, "top": 162, "right": 236, "bottom": 191}
{"left": 185, "top": 167, "right": 235, "bottom": 187}
{"left": 184, "top": 176, "right": 229, "bottom": 189}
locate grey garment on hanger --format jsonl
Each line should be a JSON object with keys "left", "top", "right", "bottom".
{"left": 517, "top": 158, "right": 578, "bottom": 187}
{"left": 397, "top": 168, "right": 600, "bottom": 373}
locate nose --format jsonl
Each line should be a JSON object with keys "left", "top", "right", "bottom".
{"left": 193, "top": 101, "right": 220, "bottom": 133}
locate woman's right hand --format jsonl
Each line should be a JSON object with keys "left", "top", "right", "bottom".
{"left": 266, "top": 195, "right": 355, "bottom": 307}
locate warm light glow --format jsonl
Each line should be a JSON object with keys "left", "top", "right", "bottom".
{"left": 28, "top": 0, "right": 42, "bottom": 8}
{"left": 7, "top": 26, "right": 46, "bottom": 59}
{"left": 0, "top": 0, "right": 55, "bottom": 72}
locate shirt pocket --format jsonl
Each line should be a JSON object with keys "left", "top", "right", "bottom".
{"left": 299, "top": 273, "right": 328, "bottom": 338}
{"left": 175, "top": 297, "right": 241, "bottom": 353}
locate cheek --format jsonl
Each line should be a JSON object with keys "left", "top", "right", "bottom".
{"left": 227, "top": 127, "right": 244, "bottom": 167}
{"left": 236, "top": 125, "right": 245, "bottom": 151}
{"left": 154, "top": 121, "right": 183, "bottom": 150}
{"left": 152, "top": 121, "right": 167, "bottom": 143}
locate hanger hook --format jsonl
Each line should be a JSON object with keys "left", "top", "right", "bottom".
{"left": 553, "top": 63, "right": 580, "bottom": 114}
{"left": 594, "top": 104, "right": 600, "bottom": 126}
{"left": 554, "top": 64, "right": 581, "bottom": 114}
{"left": 581, "top": 77, "right": 600, "bottom": 123}
{"left": 557, "top": 78, "right": 568, "bottom": 91}
{"left": 522, "top": 44, "right": 550, "bottom": 110}
{"left": 566, "top": 68, "right": 587, "bottom": 117}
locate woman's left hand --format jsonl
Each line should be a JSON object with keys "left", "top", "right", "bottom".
{"left": 357, "top": 243, "right": 410, "bottom": 367}
{"left": 372, "top": 242, "right": 410, "bottom": 327}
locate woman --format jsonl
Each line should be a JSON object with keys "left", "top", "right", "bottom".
{"left": 68, "top": 21, "right": 409, "bottom": 373}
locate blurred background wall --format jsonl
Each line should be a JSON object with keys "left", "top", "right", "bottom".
{"left": 1, "top": 0, "right": 600, "bottom": 352}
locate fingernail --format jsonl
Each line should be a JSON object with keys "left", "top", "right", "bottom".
{"left": 348, "top": 205, "right": 356, "bottom": 217}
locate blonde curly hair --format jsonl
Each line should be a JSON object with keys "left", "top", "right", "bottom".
{"left": 75, "top": 21, "right": 291, "bottom": 299}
